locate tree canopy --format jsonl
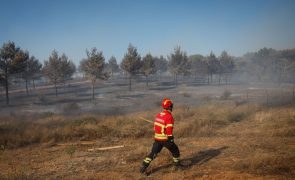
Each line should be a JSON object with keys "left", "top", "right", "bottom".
{"left": 120, "top": 44, "right": 142, "bottom": 90}
{"left": 79, "top": 48, "right": 109, "bottom": 99}
{"left": 43, "top": 50, "right": 76, "bottom": 96}
{"left": 168, "top": 46, "right": 189, "bottom": 86}
{"left": 0, "top": 41, "right": 27, "bottom": 104}
{"left": 141, "top": 53, "right": 156, "bottom": 87}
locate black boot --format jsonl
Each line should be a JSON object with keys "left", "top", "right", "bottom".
{"left": 140, "top": 162, "right": 149, "bottom": 174}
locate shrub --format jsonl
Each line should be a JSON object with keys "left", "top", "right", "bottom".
{"left": 70, "top": 116, "right": 97, "bottom": 126}
{"left": 63, "top": 103, "right": 81, "bottom": 114}
{"left": 183, "top": 92, "right": 191, "bottom": 97}
{"left": 220, "top": 89, "right": 232, "bottom": 100}
{"left": 227, "top": 111, "right": 246, "bottom": 123}
{"left": 65, "top": 144, "right": 76, "bottom": 157}
{"left": 41, "top": 112, "right": 54, "bottom": 118}
{"left": 38, "top": 94, "right": 49, "bottom": 104}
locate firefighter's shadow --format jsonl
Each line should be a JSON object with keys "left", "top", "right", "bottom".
{"left": 148, "top": 146, "right": 228, "bottom": 175}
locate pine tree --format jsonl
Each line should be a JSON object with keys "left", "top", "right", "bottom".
{"left": 79, "top": 48, "right": 109, "bottom": 99}
{"left": 120, "top": 44, "right": 142, "bottom": 91}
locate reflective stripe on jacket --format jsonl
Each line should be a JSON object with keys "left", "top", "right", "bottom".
{"left": 154, "top": 110, "right": 174, "bottom": 141}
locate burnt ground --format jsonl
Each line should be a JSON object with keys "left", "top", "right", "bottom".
{"left": 0, "top": 76, "right": 293, "bottom": 116}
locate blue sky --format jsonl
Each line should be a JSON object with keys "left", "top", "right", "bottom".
{"left": 1, "top": 0, "right": 295, "bottom": 65}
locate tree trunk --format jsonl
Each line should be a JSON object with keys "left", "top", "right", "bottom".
{"left": 210, "top": 72, "right": 213, "bottom": 84}
{"left": 218, "top": 73, "right": 221, "bottom": 86}
{"left": 129, "top": 75, "right": 131, "bottom": 91}
{"left": 146, "top": 75, "right": 149, "bottom": 88}
{"left": 33, "top": 79, "right": 36, "bottom": 89}
{"left": 195, "top": 72, "right": 197, "bottom": 82}
{"left": 26, "top": 79, "right": 28, "bottom": 94}
{"left": 92, "top": 82, "right": 95, "bottom": 99}
{"left": 173, "top": 73, "right": 176, "bottom": 85}
{"left": 54, "top": 79, "right": 57, "bottom": 97}
{"left": 175, "top": 73, "right": 178, "bottom": 87}
{"left": 173, "top": 73, "right": 175, "bottom": 82}
{"left": 282, "top": 64, "right": 287, "bottom": 84}
{"left": 278, "top": 69, "right": 282, "bottom": 85}
{"left": 207, "top": 73, "right": 210, "bottom": 84}
{"left": 5, "top": 67, "right": 9, "bottom": 105}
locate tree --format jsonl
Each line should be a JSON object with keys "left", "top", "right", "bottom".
{"left": 0, "top": 41, "right": 26, "bottom": 105}
{"left": 120, "top": 44, "right": 142, "bottom": 91}
{"left": 286, "top": 62, "right": 295, "bottom": 82}
{"left": 79, "top": 48, "right": 109, "bottom": 99}
{"left": 219, "top": 51, "right": 235, "bottom": 84}
{"left": 0, "top": 74, "right": 4, "bottom": 87}
{"left": 22, "top": 55, "right": 42, "bottom": 93}
{"left": 141, "top": 53, "right": 156, "bottom": 87}
{"left": 250, "top": 48, "right": 276, "bottom": 81}
{"left": 17, "top": 50, "right": 30, "bottom": 93}
{"left": 279, "top": 49, "right": 295, "bottom": 83}
{"left": 189, "top": 54, "right": 206, "bottom": 82}
{"left": 168, "top": 46, "right": 189, "bottom": 86}
{"left": 60, "top": 53, "right": 76, "bottom": 87}
{"left": 43, "top": 50, "right": 61, "bottom": 96}
{"left": 206, "top": 51, "right": 220, "bottom": 84}
{"left": 43, "top": 51, "right": 75, "bottom": 96}
{"left": 154, "top": 55, "right": 168, "bottom": 78}
{"left": 274, "top": 58, "right": 289, "bottom": 83}
{"left": 107, "top": 56, "right": 119, "bottom": 78}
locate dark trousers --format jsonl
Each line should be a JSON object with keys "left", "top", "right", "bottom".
{"left": 143, "top": 140, "right": 180, "bottom": 166}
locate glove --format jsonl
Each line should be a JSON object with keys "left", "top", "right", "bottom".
{"left": 167, "top": 136, "right": 174, "bottom": 143}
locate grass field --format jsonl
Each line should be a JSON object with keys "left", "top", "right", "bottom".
{"left": 0, "top": 100, "right": 294, "bottom": 179}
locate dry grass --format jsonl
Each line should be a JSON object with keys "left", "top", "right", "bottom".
{"left": 236, "top": 150, "right": 293, "bottom": 175}
{"left": 0, "top": 103, "right": 294, "bottom": 179}
{"left": 2, "top": 105, "right": 182, "bottom": 148}
{"left": 0, "top": 103, "right": 292, "bottom": 148}
{"left": 229, "top": 106, "right": 295, "bottom": 176}
{"left": 174, "top": 103, "right": 254, "bottom": 137}
{"left": 0, "top": 113, "right": 153, "bottom": 149}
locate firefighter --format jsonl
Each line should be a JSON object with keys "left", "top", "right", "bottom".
{"left": 140, "top": 98, "right": 181, "bottom": 174}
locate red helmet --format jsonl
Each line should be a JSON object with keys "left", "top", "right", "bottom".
{"left": 162, "top": 98, "right": 173, "bottom": 109}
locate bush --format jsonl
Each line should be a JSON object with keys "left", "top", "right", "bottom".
{"left": 65, "top": 144, "right": 76, "bottom": 157}
{"left": 63, "top": 103, "right": 81, "bottom": 114}
{"left": 183, "top": 92, "right": 191, "bottom": 97}
{"left": 227, "top": 111, "right": 246, "bottom": 123}
{"left": 70, "top": 116, "right": 97, "bottom": 126}
{"left": 220, "top": 89, "right": 232, "bottom": 100}
{"left": 41, "top": 112, "right": 54, "bottom": 118}
{"left": 37, "top": 94, "right": 49, "bottom": 104}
